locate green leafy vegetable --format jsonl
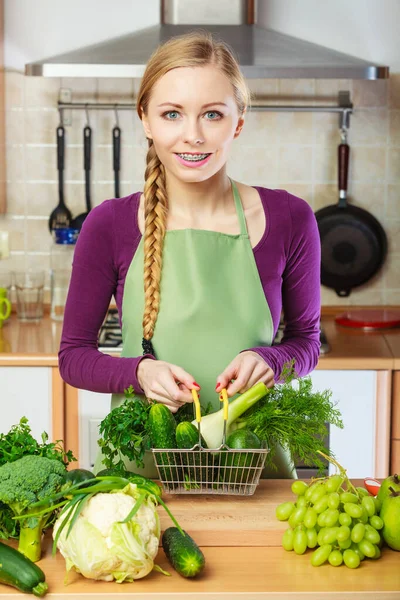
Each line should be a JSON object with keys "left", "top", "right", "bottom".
{"left": 0, "top": 416, "right": 76, "bottom": 467}
{"left": 0, "top": 455, "right": 67, "bottom": 562}
{"left": 98, "top": 386, "right": 152, "bottom": 471}
{"left": 0, "top": 417, "right": 76, "bottom": 541}
{"left": 236, "top": 363, "right": 343, "bottom": 471}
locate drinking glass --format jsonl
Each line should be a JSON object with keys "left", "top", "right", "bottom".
{"left": 13, "top": 270, "right": 45, "bottom": 323}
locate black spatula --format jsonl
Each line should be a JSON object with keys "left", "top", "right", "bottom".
{"left": 48, "top": 126, "right": 72, "bottom": 232}
{"left": 71, "top": 125, "right": 92, "bottom": 230}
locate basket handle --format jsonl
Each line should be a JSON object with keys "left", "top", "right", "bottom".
{"left": 191, "top": 389, "right": 201, "bottom": 423}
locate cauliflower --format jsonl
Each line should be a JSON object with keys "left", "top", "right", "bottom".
{"left": 53, "top": 483, "right": 161, "bottom": 582}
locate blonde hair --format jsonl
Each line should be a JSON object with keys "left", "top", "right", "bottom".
{"left": 136, "top": 31, "right": 251, "bottom": 355}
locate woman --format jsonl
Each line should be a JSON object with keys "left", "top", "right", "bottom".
{"left": 59, "top": 32, "right": 321, "bottom": 478}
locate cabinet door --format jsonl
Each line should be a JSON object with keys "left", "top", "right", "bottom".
{"left": 0, "top": 367, "right": 52, "bottom": 439}
{"left": 310, "top": 370, "right": 389, "bottom": 479}
{"left": 78, "top": 390, "right": 111, "bottom": 470}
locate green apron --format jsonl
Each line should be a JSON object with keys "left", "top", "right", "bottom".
{"left": 95, "top": 180, "right": 296, "bottom": 479}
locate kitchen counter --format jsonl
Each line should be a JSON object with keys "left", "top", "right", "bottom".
{"left": 0, "top": 312, "right": 399, "bottom": 369}
{"left": 1, "top": 480, "right": 399, "bottom": 599}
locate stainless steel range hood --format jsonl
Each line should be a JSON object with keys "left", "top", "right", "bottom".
{"left": 25, "top": 1, "right": 389, "bottom": 79}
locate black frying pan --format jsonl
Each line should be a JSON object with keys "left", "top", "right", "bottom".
{"left": 315, "top": 141, "right": 387, "bottom": 297}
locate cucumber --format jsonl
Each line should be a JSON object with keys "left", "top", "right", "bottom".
{"left": 148, "top": 403, "right": 178, "bottom": 482}
{"left": 162, "top": 527, "right": 205, "bottom": 578}
{"left": 176, "top": 422, "right": 212, "bottom": 487}
{"left": 222, "top": 429, "right": 262, "bottom": 484}
{"left": 0, "top": 541, "right": 48, "bottom": 597}
{"left": 63, "top": 468, "right": 94, "bottom": 487}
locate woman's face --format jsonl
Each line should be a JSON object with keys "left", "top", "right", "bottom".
{"left": 141, "top": 65, "right": 244, "bottom": 182}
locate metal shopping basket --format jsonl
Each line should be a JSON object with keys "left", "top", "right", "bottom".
{"left": 152, "top": 388, "right": 269, "bottom": 495}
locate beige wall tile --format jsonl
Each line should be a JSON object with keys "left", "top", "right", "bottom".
{"left": 388, "top": 148, "right": 400, "bottom": 184}
{"left": 63, "top": 182, "right": 86, "bottom": 217}
{"left": 92, "top": 182, "right": 116, "bottom": 205}
{"left": 350, "top": 147, "right": 386, "bottom": 182}
{"left": 239, "top": 111, "right": 278, "bottom": 146}
{"left": 125, "top": 145, "right": 147, "bottom": 182}
{"left": 5, "top": 71, "right": 24, "bottom": 110}
{"left": 228, "top": 145, "right": 278, "bottom": 184}
{"left": 278, "top": 146, "right": 312, "bottom": 182}
{"left": 385, "top": 289, "right": 400, "bottom": 305}
{"left": 25, "top": 146, "right": 56, "bottom": 182}
{"left": 313, "top": 183, "right": 337, "bottom": 211}
{"left": 313, "top": 112, "right": 338, "bottom": 146}
{"left": 97, "top": 79, "right": 134, "bottom": 103}
{"left": 95, "top": 109, "right": 137, "bottom": 146}
{"left": 247, "top": 79, "right": 279, "bottom": 99}
{"left": 63, "top": 145, "right": 84, "bottom": 182}
{"left": 6, "top": 146, "right": 25, "bottom": 182}
{"left": 26, "top": 218, "right": 51, "bottom": 252}
{"left": 386, "top": 219, "right": 400, "bottom": 253}
{"left": 25, "top": 183, "right": 58, "bottom": 217}
{"left": 60, "top": 78, "right": 97, "bottom": 103}
{"left": 314, "top": 145, "right": 336, "bottom": 182}
{"left": 351, "top": 109, "right": 388, "bottom": 146}
{"left": 6, "top": 182, "right": 26, "bottom": 216}
{"left": 387, "top": 185, "right": 400, "bottom": 219}
{"left": 275, "top": 112, "right": 313, "bottom": 145}
{"left": 389, "top": 110, "right": 400, "bottom": 145}
{"left": 63, "top": 111, "right": 94, "bottom": 145}
{"left": 5, "top": 110, "right": 25, "bottom": 145}
{"left": 353, "top": 80, "right": 388, "bottom": 107}
{"left": 0, "top": 216, "right": 25, "bottom": 251}
{"left": 348, "top": 287, "right": 385, "bottom": 306}
{"left": 382, "top": 252, "right": 400, "bottom": 289}
{"left": 24, "top": 77, "right": 61, "bottom": 109}
{"left": 348, "top": 183, "right": 386, "bottom": 220}
{"left": 314, "top": 80, "right": 352, "bottom": 100}
{"left": 389, "top": 74, "right": 400, "bottom": 109}
{"left": 24, "top": 109, "right": 59, "bottom": 145}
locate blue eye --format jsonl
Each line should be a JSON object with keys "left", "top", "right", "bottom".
{"left": 205, "top": 111, "right": 222, "bottom": 120}
{"left": 162, "top": 111, "right": 180, "bottom": 120}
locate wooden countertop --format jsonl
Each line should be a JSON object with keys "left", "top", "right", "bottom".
{"left": 1, "top": 480, "right": 399, "bottom": 599}
{"left": 0, "top": 313, "right": 399, "bottom": 370}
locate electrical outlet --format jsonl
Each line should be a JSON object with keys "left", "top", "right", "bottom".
{"left": 0, "top": 231, "right": 9, "bottom": 259}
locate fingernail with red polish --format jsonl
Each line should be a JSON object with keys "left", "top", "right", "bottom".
{"left": 215, "top": 382, "right": 221, "bottom": 391}
{"left": 193, "top": 381, "right": 201, "bottom": 389}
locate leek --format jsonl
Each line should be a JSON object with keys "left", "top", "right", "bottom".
{"left": 191, "top": 382, "right": 268, "bottom": 448}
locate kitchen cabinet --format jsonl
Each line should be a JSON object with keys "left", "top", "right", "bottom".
{"left": 0, "top": 0, "right": 5, "bottom": 214}
{"left": 0, "top": 366, "right": 64, "bottom": 441}
{"left": 390, "top": 371, "right": 400, "bottom": 473}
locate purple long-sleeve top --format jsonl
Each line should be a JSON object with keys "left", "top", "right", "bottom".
{"left": 59, "top": 186, "right": 321, "bottom": 393}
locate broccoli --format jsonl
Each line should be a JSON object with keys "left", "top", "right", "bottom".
{"left": 0, "top": 455, "right": 67, "bottom": 562}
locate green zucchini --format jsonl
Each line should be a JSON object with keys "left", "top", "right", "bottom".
{"left": 162, "top": 527, "right": 205, "bottom": 578}
{"left": 0, "top": 541, "right": 48, "bottom": 597}
{"left": 176, "top": 422, "right": 212, "bottom": 487}
{"left": 148, "top": 403, "right": 178, "bottom": 481}
{"left": 63, "top": 468, "right": 94, "bottom": 486}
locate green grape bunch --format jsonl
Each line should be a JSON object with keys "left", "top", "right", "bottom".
{"left": 276, "top": 453, "right": 384, "bottom": 569}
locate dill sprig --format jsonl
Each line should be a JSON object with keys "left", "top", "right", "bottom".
{"left": 237, "top": 363, "right": 344, "bottom": 472}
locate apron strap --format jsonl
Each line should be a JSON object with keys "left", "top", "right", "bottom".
{"left": 230, "top": 179, "right": 249, "bottom": 237}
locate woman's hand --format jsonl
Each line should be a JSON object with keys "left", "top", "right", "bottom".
{"left": 215, "top": 351, "right": 274, "bottom": 397}
{"left": 137, "top": 358, "right": 200, "bottom": 412}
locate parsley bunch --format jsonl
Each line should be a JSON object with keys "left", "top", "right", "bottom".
{"left": 98, "top": 385, "right": 152, "bottom": 471}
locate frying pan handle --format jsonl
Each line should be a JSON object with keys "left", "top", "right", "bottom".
{"left": 113, "top": 126, "right": 121, "bottom": 199}
{"left": 84, "top": 126, "right": 92, "bottom": 212}
{"left": 338, "top": 143, "right": 349, "bottom": 206}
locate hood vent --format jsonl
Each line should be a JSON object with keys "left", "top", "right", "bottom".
{"left": 25, "top": 1, "right": 389, "bottom": 79}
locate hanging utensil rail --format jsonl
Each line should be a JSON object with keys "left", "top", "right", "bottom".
{"left": 57, "top": 91, "right": 353, "bottom": 130}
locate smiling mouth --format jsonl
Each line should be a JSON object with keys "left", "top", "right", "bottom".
{"left": 175, "top": 152, "right": 211, "bottom": 162}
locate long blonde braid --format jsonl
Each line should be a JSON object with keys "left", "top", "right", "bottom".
{"left": 141, "top": 141, "right": 168, "bottom": 355}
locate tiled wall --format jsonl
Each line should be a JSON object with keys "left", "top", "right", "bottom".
{"left": 1, "top": 72, "right": 400, "bottom": 305}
